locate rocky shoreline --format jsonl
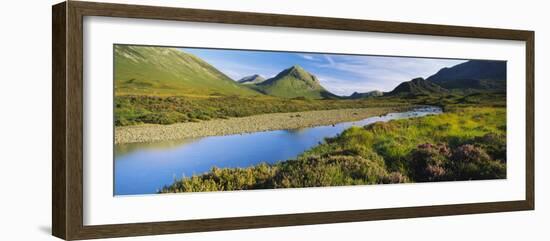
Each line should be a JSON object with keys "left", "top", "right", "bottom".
{"left": 115, "top": 107, "right": 405, "bottom": 144}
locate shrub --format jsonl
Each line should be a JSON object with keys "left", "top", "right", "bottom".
{"left": 473, "top": 133, "right": 506, "bottom": 163}
{"left": 160, "top": 154, "right": 406, "bottom": 193}
{"left": 448, "top": 144, "right": 506, "bottom": 180}
{"left": 160, "top": 105, "right": 507, "bottom": 193}
{"left": 408, "top": 143, "right": 450, "bottom": 182}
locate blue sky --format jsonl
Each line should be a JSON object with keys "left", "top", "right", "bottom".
{"left": 181, "top": 47, "right": 466, "bottom": 96}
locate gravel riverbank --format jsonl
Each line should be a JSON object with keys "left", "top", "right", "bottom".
{"left": 115, "top": 107, "right": 404, "bottom": 144}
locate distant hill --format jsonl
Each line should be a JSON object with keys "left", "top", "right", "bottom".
{"left": 348, "top": 90, "right": 383, "bottom": 99}
{"left": 387, "top": 77, "right": 448, "bottom": 96}
{"left": 238, "top": 74, "right": 266, "bottom": 85}
{"left": 114, "top": 45, "right": 259, "bottom": 96}
{"left": 253, "top": 65, "right": 337, "bottom": 99}
{"left": 427, "top": 60, "right": 506, "bottom": 91}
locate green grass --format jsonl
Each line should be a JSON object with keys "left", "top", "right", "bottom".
{"left": 115, "top": 45, "right": 259, "bottom": 97}
{"left": 115, "top": 95, "right": 410, "bottom": 126}
{"left": 160, "top": 105, "right": 507, "bottom": 193}
{"left": 115, "top": 92, "right": 505, "bottom": 127}
{"left": 112, "top": 45, "right": 508, "bottom": 192}
{"left": 408, "top": 91, "right": 506, "bottom": 111}
{"left": 250, "top": 65, "right": 333, "bottom": 99}
{"left": 322, "top": 107, "right": 506, "bottom": 172}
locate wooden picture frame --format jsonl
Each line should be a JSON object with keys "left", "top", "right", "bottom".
{"left": 52, "top": 1, "right": 534, "bottom": 240}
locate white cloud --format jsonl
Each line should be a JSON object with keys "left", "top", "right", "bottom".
{"left": 207, "top": 60, "right": 279, "bottom": 81}
{"left": 323, "top": 55, "right": 336, "bottom": 65}
{"left": 298, "top": 54, "right": 316, "bottom": 61}
{"left": 317, "top": 75, "right": 388, "bottom": 96}
{"left": 313, "top": 55, "right": 466, "bottom": 94}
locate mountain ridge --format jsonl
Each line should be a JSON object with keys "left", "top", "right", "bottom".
{"left": 238, "top": 74, "right": 266, "bottom": 85}
{"left": 387, "top": 77, "right": 448, "bottom": 96}
{"left": 427, "top": 60, "right": 506, "bottom": 90}
{"left": 348, "top": 90, "right": 384, "bottom": 99}
{"left": 253, "top": 65, "right": 337, "bottom": 99}
{"left": 114, "top": 46, "right": 259, "bottom": 96}
{"left": 115, "top": 46, "right": 506, "bottom": 99}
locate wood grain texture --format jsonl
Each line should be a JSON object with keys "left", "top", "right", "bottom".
{"left": 66, "top": 1, "right": 85, "bottom": 240}
{"left": 52, "top": 2, "right": 67, "bottom": 239}
{"left": 72, "top": 1, "right": 532, "bottom": 40}
{"left": 51, "top": 1, "right": 535, "bottom": 240}
{"left": 525, "top": 32, "right": 535, "bottom": 209}
{"left": 74, "top": 201, "right": 530, "bottom": 240}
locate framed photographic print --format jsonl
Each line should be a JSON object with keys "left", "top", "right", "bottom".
{"left": 52, "top": 1, "right": 534, "bottom": 240}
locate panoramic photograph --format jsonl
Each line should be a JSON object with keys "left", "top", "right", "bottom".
{"left": 113, "top": 44, "right": 507, "bottom": 196}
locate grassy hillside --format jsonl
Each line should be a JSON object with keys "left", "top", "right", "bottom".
{"left": 114, "top": 45, "right": 258, "bottom": 96}
{"left": 160, "top": 105, "right": 506, "bottom": 192}
{"left": 252, "top": 65, "right": 336, "bottom": 99}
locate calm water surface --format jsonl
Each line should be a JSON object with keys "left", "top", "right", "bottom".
{"left": 115, "top": 107, "right": 442, "bottom": 195}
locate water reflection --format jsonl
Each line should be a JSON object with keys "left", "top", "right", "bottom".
{"left": 114, "top": 107, "right": 441, "bottom": 195}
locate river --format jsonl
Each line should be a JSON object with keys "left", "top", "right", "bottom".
{"left": 114, "top": 106, "right": 442, "bottom": 195}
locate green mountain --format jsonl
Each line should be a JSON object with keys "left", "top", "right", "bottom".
{"left": 426, "top": 60, "right": 506, "bottom": 91}
{"left": 348, "top": 90, "right": 383, "bottom": 99}
{"left": 387, "top": 77, "right": 448, "bottom": 96}
{"left": 253, "top": 65, "right": 336, "bottom": 99}
{"left": 114, "top": 45, "right": 258, "bottom": 96}
{"left": 238, "top": 74, "right": 266, "bottom": 85}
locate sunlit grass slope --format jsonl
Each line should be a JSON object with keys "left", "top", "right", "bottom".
{"left": 251, "top": 65, "right": 336, "bottom": 99}
{"left": 114, "top": 45, "right": 259, "bottom": 97}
